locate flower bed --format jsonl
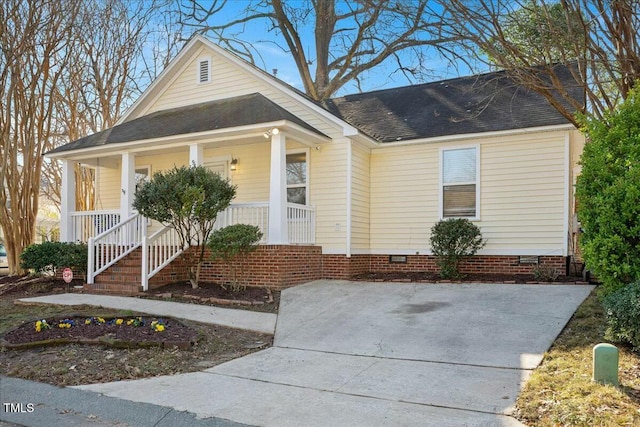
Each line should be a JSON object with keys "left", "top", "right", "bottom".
{"left": 1, "top": 315, "right": 199, "bottom": 350}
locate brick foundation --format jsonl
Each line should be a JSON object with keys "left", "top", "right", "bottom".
{"left": 89, "top": 245, "right": 568, "bottom": 293}
{"left": 326, "top": 254, "right": 567, "bottom": 276}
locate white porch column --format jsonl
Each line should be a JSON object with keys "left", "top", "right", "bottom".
{"left": 60, "top": 160, "right": 76, "bottom": 242}
{"left": 120, "top": 152, "right": 136, "bottom": 221}
{"left": 189, "top": 143, "right": 204, "bottom": 166}
{"left": 268, "top": 131, "right": 288, "bottom": 244}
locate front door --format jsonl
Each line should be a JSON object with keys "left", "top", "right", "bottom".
{"left": 205, "top": 161, "right": 228, "bottom": 179}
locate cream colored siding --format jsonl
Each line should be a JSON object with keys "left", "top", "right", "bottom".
{"left": 370, "top": 131, "right": 569, "bottom": 254}
{"left": 95, "top": 166, "right": 120, "bottom": 210}
{"left": 204, "top": 143, "right": 271, "bottom": 203}
{"left": 370, "top": 144, "right": 439, "bottom": 251}
{"left": 310, "top": 142, "right": 348, "bottom": 251}
{"left": 351, "top": 141, "right": 370, "bottom": 250}
{"left": 143, "top": 45, "right": 345, "bottom": 140}
{"left": 480, "top": 134, "right": 565, "bottom": 253}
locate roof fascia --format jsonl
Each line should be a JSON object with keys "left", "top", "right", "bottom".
{"left": 44, "top": 120, "right": 331, "bottom": 161}
{"left": 373, "top": 124, "right": 576, "bottom": 148}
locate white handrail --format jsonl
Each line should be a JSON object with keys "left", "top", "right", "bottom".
{"left": 141, "top": 226, "right": 185, "bottom": 291}
{"left": 87, "top": 213, "right": 146, "bottom": 284}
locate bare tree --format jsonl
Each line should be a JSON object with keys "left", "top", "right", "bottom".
{"left": 441, "top": 0, "right": 640, "bottom": 124}
{"left": 0, "top": 0, "right": 81, "bottom": 274}
{"left": 179, "top": 0, "right": 461, "bottom": 100}
{"left": 1, "top": 0, "right": 182, "bottom": 274}
{"left": 41, "top": 0, "right": 183, "bottom": 209}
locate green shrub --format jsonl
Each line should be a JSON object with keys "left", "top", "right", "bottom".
{"left": 429, "top": 218, "right": 486, "bottom": 279}
{"left": 603, "top": 281, "right": 640, "bottom": 352}
{"left": 20, "top": 241, "right": 88, "bottom": 276}
{"left": 207, "top": 224, "right": 263, "bottom": 291}
{"left": 575, "top": 88, "right": 640, "bottom": 296}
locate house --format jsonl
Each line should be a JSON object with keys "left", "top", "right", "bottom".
{"left": 45, "top": 34, "right": 585, "bottom": 292}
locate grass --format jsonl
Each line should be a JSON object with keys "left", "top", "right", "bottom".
{"left": 0, "top": 292, "right": 271, "bottom": 386}
{"left": 515, "top": 290, "right": 640, "bottom": 426}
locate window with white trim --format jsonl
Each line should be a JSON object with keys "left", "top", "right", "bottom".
{"left": 441, "top": 146, "right": 478, "bottom": 218}
{"left": 197, "top": 58, "right": 211, "bottom": 84}
{"left": 286, "top": 151, "right": 307, "bottom": 205}
{"left": 135, "top": 166, "right": 151, "bottom": 192}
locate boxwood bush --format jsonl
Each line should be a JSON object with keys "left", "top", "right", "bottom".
{"left": 429, "top": 218, "right": 486, "bottom": 279}
{"left": 603, "top": 281, "right": 640, "bottom": 352}
{"left": 20, "top": 241, "right": 88, "bottom": 276}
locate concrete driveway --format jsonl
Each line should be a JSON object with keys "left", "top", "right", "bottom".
{"left": 77, "top": 280, "right": 593, "bottom": 426}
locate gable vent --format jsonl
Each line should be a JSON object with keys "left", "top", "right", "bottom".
{"left": 198, "top": 59, "right": 210, "bottom": 83}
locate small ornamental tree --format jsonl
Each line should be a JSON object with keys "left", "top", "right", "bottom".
{"left": 575, "top": 88, "right": 640, "bottom": 296}
{"left": 133, "top": 165, "right": 236, "bottom": 289}
{"left": 429, "top": 218, "right": 486, "bottom": 279}
{"left": 207, "top": 224, "right": 263, "bottom": 292}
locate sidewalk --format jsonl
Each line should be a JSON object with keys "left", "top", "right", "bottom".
{"left": 16, "top": 293, "right": 276, "bottom": 334}
{"left": 0, "top": 376, "right": 249, "bottom": 427}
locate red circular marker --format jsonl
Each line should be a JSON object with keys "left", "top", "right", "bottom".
{"left": 62, "top": 268, "right": 73, "bottom": 283}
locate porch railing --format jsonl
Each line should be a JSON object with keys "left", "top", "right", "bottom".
{"left": 288, "top": 203, "right": 316, "bottom": 244}
{"left": 215, "top": 202, "right": 270, "bottom": 243}
{"left": 70, "top": 210, "right": 120, "bottom": 243}
{"left": 141, "top": 226, "right": 184, "bottom": 291}
{"left": 84, "top": 202, "right": 316, "bottom": 288}
{"left": 87, "top": 213, "right": 146, "bottom": 284}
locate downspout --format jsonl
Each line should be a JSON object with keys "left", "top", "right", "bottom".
{"left": 563, "top": 132, "right": 571, "bottom": 258}
{"left": 346, "top": 140, "right": 352, "bottom": 258}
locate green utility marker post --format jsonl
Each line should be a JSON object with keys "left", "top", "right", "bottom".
{"left": 592, "top": 343, "right": 619, "bottom": 386}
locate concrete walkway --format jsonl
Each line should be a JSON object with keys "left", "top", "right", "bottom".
{"left": 17, "top": 293, "right": 276, "bottom": 334}
{"left": 68, "top": 280, "right": 593, "bottom": 426}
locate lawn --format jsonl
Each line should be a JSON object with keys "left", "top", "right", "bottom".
{"left": 515, "top": 290, "right": 640, "bottom": 426}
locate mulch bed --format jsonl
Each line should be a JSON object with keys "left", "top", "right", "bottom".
{"left": 2, "top": 315, "right": 199, "bottom": 350}
{"left": 145, "top": 282, "right": 279, "bottom": 313}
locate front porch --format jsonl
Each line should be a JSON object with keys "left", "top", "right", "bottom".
{"left": 68, "top": 202, "right": 316, "bottom": 291}
{"left": 54, "top": 119, "right": 329, "bottom": 291}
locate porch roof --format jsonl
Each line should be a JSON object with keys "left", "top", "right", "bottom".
{"left": 47, "top": 93, "right": 327, "bottom": 155}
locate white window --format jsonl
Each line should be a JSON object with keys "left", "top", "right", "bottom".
{"left": 286, "top": 151, "right": 307, "bottom": 205}
{"left": 197, "top": 58, "right": 211, "bottom": 84}
{"left": 135, "top": 166, "right": 151, "bottom": 192}
{"left": 441, "top": 146, "right": 479, "bottom": 218}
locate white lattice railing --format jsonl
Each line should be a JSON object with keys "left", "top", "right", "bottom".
{"left": 87, "top": 213, "right": 146, "bottom": 284}
{"left": 141, "top": 226, "right": 184, "bottom": 291}
{"left": 70, "top": 210, "right": 120, "bottom": 243}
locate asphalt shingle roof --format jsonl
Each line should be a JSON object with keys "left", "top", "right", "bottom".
{"left": 322, "top": 66, "right": 581, "bottom": 142}
{"left": 48, "top": 65, "right": 582, "bottom": 155}
{"left": 47, "top": 93, "right": 325, "bottom": 154}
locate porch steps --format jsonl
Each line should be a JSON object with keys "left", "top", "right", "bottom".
{"left": 91, "top": 249, "right": 143, "bottom": 295}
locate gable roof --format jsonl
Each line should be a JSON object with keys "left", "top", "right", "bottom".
{"left": 47, "top": 93, "right": 326, "bottom": 155}
{"left": 322, "top": 66, "right": 581, "bottom": 143}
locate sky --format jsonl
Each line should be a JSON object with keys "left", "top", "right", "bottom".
{"left": 178, "top": 1, "right": 484, "bottom": 97}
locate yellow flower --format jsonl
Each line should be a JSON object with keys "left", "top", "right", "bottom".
{"left": 35, "top": 321, "right": 42, "bottom": 332}
{"left": 97, "top": 317, "right": 105, "bottom": 324}
{"left": 116, "top": 319, "right": 123, "bottom": 325}
{"left": 155, "top": 324, "right": 165, "bottom": 332}
{"left": 127, "top": 319, "right": 134, "bottom": 325}
{"left": 85, "top": 319, "right": 91, "bottom": 325}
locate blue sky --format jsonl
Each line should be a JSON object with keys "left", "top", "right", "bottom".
{"left": 180, "top": 1, "right": 484, "bottom": 97}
